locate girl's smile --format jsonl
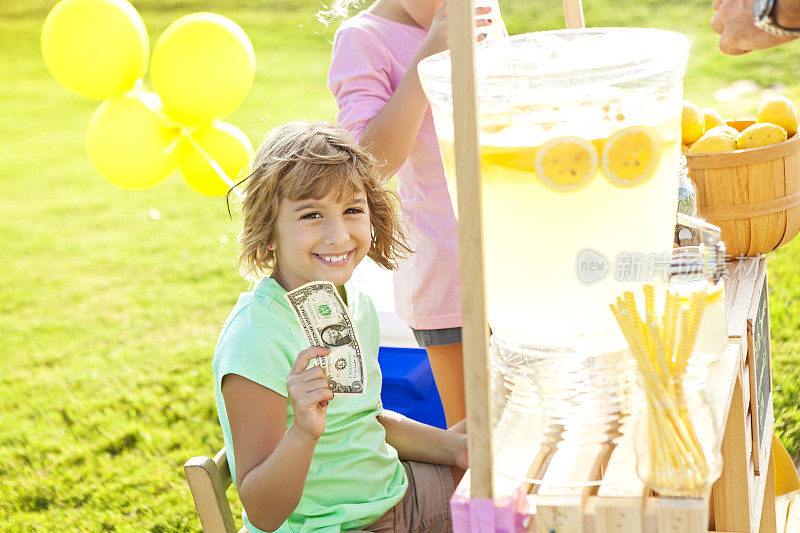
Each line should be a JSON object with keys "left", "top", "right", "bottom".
{"left": 313, "top": 249, "right": 356, "bottom": 266}
{"left": 271, "top": 191, "right": 371, "bottom": 291}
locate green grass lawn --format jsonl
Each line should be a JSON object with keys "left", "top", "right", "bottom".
{"left": 2, "top": 0, "right": 800, "bottom": 530}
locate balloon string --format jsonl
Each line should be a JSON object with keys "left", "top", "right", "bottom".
{"left": 133, "top": 87, "right": 242, "bottom": 198}
{"left": 181, "top": 131, "right": 237, "bottom": 190}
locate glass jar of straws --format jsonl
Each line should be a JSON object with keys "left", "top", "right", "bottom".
{"left": 633, "top": 361, "right": 722, "bottom": 497}
{"left": 611, "top": 285, "right": 723, "bottom": 497}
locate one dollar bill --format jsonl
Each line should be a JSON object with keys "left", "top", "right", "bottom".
{"left": 285, "top": 281, "right": 366, "bottom": 395}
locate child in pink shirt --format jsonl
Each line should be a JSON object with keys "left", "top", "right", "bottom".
{"left": 327, "top": 0, "right": 491, "bottom": 426}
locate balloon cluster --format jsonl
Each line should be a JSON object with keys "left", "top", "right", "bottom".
{"left": 41, "top": 0, "right": 256, "bottom": 196}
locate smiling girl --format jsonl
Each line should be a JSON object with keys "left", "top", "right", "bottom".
{"left": 213, "top": 122, "right": 468, "bottom": 533}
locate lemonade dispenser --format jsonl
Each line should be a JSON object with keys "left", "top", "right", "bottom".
{"left": 419, "top": 28, "right": 689, "bottom": 348}
{"left": 418, "top": 28, "right": 690, "bottom": 487}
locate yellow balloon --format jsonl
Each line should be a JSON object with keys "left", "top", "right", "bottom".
{"left": 86, "top": 91, "right": 180, "bottom": 190}
{"left": 41, "top": 0, "right": 148, "bottom": 100}
{"left": 179, "top": 122, "right": 254, "bottom": 196}
{"left": 150, "top": 13, "right": 255, "bottom": 125}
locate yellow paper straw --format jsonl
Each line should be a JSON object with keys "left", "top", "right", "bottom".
{"left": 610, "top": 284, "right": 711, "bottom": 496}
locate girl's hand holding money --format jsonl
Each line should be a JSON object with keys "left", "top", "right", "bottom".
{"left": 287, "top": 346, "right": 334, "bottom": 441}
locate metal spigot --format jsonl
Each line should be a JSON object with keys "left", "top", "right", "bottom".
{"left": 675, "top": 213, "right": 727, "bottom": 283}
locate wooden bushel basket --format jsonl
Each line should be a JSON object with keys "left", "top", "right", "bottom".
{"left": 685, "top": 120, "right": 800, "bottom": 258}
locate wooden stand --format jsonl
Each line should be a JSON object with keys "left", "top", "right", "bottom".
{"left": 446, "top": 1, "right": 777, "bottom": 530}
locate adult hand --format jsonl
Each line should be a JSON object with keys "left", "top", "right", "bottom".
{"left": 712, "top": 0, "right": 797, "bottom": 55}
{"left": 286, "top": 346, "right": 334, "bottom": 442}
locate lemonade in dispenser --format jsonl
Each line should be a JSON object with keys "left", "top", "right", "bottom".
{"left": 419, "top": 28, "right": 690, "bottom": 348}
{"left": 418, "top": 28, "right": 691, "bottom": 487}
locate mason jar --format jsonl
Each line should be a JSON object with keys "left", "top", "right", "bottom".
{"left": 634, "top": 362, "right": 722, "bottom": 497}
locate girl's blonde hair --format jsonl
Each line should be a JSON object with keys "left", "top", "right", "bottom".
{"left": 229, "top": 121, "right": 411, "bottom": 281}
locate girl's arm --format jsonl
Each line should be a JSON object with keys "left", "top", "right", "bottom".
{"left": 358, "top": 31, "right": 443, "bottom": 177}
{"left": 222, "top": 347, "right": 333, "bottom": 532}
{"left": 377, "top": 410, "right": 468, "bottom": 469}
{"left": 359, "top": 3, "right": 490, "bottom": 178}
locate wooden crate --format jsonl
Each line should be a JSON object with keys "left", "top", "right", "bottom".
{"left": 452, "top": 257, "right": 777, "bottom": 532}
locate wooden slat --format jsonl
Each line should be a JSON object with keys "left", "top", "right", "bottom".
{"left": 759, "top": 446, "right": 778, "bottom": 533}
{"left": 741, "top": 362, "right": 750, "bottom": 424}
{"left": 594, "top": 413, "right": 645, "bottom": 533}
{"left": 657, "top": 496, "right": 709, "bottom": 533}
{"left": 184, "top": 453, "right": 237, "bottom": 533}
{"left": 747, "top": 160, "right": 786, "bottom": 254}
{"left": 726, "top": 258, "right": 760, "bottom": 339}
{"left": 723, "top": 260, "right": 741, "bottom": 322}
{"left": 697, "top": 165, "right": 751, "bottom": 259}
{"left": 747, "top": 341, "right": 761, "bottom": 475}
{"left": 778, "top": 149, "right": 800, "bottom": 247}
{"left": 562, "top": 0, "right": 585, "bottom": 28}
{"left": 629, "top": 492, "right": 738, "bottom": 532}
{"left": 518, "top": 423, "right": 562, "bottom": 496}
{"left": 710, "top": 375, "right": 752, "bottom": 531}
{"left": 448, "top": 0, "right": 494, "bottom": 500}
{"left": 534, "top": 438, "right": 611, "bottom": 532}
{"left": 744, "top": 409, "right": 776, "bottom": 533}
{"left": 708, "top": 343, "right": 742, "bottom": 436}
{"left": 745, "top": 413, "right": 753, "bottom": 474}
{"left": 749, "top": 456, "right": 758, "bottom": 529}
{"left": 214, "top": 447, "right": 232, "bottom": 485}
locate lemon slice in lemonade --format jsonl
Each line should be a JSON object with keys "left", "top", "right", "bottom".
{"left": 601, "top": 126, "right": 662, "bottom": 187}
{"left": 534, "top": 136, "right": 599, "bottom": 193}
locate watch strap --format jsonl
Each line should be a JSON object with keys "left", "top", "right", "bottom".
{"left": 755, "top": 0, "right": 800, "bottom": 36}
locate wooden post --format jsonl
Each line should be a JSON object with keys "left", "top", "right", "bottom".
{"left": 448, "top": 0, "right": 494, "bottom": 500}
{"left": 711, "top": 368, "right": 753, "bottom": 530}
{"left": 562, "top": 0, "right": 586, "bottom": 28}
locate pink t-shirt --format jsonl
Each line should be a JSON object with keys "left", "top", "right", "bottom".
{"left": 328, "top": 11, "right": 461, "bottom": 331}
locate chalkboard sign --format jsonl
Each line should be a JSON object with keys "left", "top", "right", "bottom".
{"left": 747, "top": 263, "right": 772, "bottom": 474}
{"left": 752, "top": 282, "right": 771, "bottom": 451}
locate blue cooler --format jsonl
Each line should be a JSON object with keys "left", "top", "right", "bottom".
{"left": 378, "top": 346, "right": 446, "bottom": 429}
{"left": 353, "top": 260, "right": 447, "bottom": 429}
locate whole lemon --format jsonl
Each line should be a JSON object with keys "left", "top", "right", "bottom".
{"left": 736, "top": 122, "right": 788, "bottom": 149}
{"left": 705, "top": 125, "right": 740, "bottom": 138}
{"left": 702, "top": 108, "right": 726, "bottom": 131}
{"left": 689, "top": 130, "right": 737, "bottom": 154}
{"left": 757, "top": 95, "right": 799, "bottom": 136}
{"left": 682, "top": 101, "right": 705, "bottom": 145}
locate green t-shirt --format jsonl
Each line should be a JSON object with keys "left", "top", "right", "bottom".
{"left": 212, "top": 278, "right": 407, "bottom": 533}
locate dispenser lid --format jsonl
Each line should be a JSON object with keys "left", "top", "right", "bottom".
{"left": 417, "top": 27, "right": 690, "bottom": 93}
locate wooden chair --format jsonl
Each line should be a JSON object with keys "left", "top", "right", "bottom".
{"left": 184, "top": 446, "right": 248, "bottom": 533}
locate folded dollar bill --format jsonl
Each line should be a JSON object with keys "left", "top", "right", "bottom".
{"left": 285, "top": 281, "right": 366, "bottom": 395}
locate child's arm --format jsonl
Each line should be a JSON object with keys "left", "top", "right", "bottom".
{"left": 377, "top": 410, "right": 468, "bottom": 470}
{"left": 359, "top": 2, "right": 491, "bottom": 178}
{"left": 222, "top": 347, "right": 333, "bottom": 532}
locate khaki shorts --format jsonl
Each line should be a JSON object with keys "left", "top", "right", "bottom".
{"left": 356, "top": 461, "right": 455, "bottom": 533}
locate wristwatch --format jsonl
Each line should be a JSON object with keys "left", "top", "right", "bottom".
{"left": 754, "top": 0, "right": 800, "bottom": 36}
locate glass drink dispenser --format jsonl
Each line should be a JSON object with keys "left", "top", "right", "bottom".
{"left": 418, "top": 28, "right": 690, "bottom": 487}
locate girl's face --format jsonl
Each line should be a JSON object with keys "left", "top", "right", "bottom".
{"left": 271, "top": 190, "right": 371, "bottom": 291}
